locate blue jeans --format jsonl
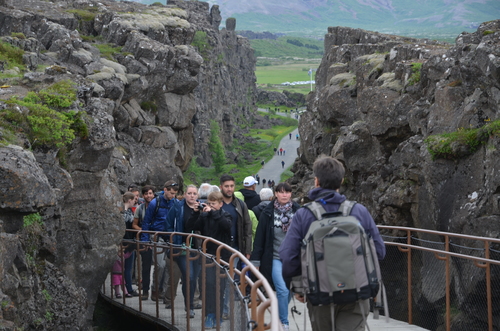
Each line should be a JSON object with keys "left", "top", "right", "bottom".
{"left": 124, "top": 250, "right": 136, "bottom": 294}
{"left": 272, "top": 259, "right": 291, "bottom": 325}
{"left": 176, "top": 253, "right": 201, "bottom": 309}
{"left": 206, "top": 259, "right": 226, "bottom": 316}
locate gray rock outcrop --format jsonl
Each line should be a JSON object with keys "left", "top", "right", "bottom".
{"left": 291, "top": 22, "right": 500, "bottom": 330}
{"left": 0, "top": 0, "right": 256, "bottom": 329}
{"left": 257, "top": 89, "right": 306, "bottom": 108}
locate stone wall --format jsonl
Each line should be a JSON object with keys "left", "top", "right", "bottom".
{"left": 0, "top": 0, "right": 256, "bottom": 329}
{"left": 290, "top": 21, "right": 500, "bottom": 330}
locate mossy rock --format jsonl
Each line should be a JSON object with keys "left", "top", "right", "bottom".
{"left": 329, "top": 72, "right": 355, "bottom": 86}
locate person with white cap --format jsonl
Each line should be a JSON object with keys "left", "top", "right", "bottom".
{"left": 239, "top": 176, "right": 262, "bottom": 210}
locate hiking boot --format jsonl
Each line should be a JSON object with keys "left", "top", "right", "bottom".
{"left": 141, "top": 291, "right": 148, "bottom": 300}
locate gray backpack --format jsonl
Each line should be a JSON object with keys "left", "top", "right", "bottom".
{"left": 299, "top": 200, "right": 382, "bottom": 306}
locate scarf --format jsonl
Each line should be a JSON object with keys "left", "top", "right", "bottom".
{"left": 274, "top": 199, "right": 293, "bottom": 232}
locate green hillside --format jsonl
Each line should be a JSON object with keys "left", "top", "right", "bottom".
{"left": 250, "top": 37, "right": 324, "bottom": 61}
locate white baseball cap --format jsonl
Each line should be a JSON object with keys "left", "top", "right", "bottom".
{"left": 243, "top": 176, "right": 257, "bottom": 186}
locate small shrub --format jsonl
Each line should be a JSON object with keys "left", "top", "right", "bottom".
{"left": 22, "top": 213, "right": 44, "bottom": 266}
{"left": 483, "top": 30, "right": 494, "bottom": 36}
{"left": 67, "top": 8, "right": 98, "bottom": 22}
{"left": 95, "top": 43, "right": 123, "bottom": 60}
{"left": 38, "top": 80, "right": 77, "bottom": 109}
{"left": 0, "top": 41, "right": 24, "bottom": 70}
{"left": 425, "top": 119, "right": 500, "bottom": 160}
{"left": 407, "top": 62, "right": 422, "bottom": 86}
{"left": 80, "top": 35, "right": 103, "bottom": 43}
{"left": 209, "top": 120, "right": 226, "bottom": 176}
{"left": 0, "top": 80, "right": 84, "bottom": 149}
{"left": 140, "top": 101, "right": 158, "bottom": 113}
{"left": 151, "top": 1, "right": 164, "bottom": 6}
{"left": 45, "top": 310, "right": 54, "bottom": 322}
{"left": 23, "top": 212, "right": 43, "bottom": 228}
{"left": 11, "top": 32, "right": 26, "bottom": 39}
{"left": 42, "top": 289, "right": 52, "bottom": 302}
{"left": 191, "top": 31, "right": 211, "bottom": 60}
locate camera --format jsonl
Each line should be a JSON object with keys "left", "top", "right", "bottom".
{"left": 198, "top": 202, "right": 205, "bottom": 210}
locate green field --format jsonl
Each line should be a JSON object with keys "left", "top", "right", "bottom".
{"left": 250, "top": 37, "right": 324, "bottom": 58}
{"left": 256, "top": 63, "right": 318, "bottom": 85}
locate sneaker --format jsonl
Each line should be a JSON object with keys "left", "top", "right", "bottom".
{"left": 194, "top": 303, "right": 202, "bottom": 309}
{"left": 189, "top": 309, "right": 195, "bottom": 319}
{"left": 130, "top": 290, "right": 140, "bottom": 297}
{"left": 141, "top": 291, "right": 148, "bottom": 300}
{"left": 282, "top": 324, "right": 289, "bottom": 331}
{"left": 204, "top": 313, "right": 215, "bottom": 329}
{"left": 222, "top": 313, "right": 229, "bottom": 320}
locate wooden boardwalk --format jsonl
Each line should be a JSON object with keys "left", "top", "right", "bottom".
{"left": 102, "top": 273, "right": 428, "bottom": 331}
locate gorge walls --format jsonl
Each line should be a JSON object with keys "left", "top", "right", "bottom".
{"left": 0, "top": 0, "right": 256, "bottom": 329}
{"left": 291, "top": 22, "right": 500, "bottom": 330}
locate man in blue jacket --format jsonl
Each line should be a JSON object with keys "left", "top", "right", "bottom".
{"left": 141, "top": 180, "right": 180, "bottom": 303}
{"left": 279, "top": 155, "right": 386, "bottom": 331}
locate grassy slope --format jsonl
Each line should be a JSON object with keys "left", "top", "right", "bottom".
{"left": 255, "top": 63, "right": 316, "bottom": 85}
{"left": 250, "top": 36, "right": 323, "bottom": 58}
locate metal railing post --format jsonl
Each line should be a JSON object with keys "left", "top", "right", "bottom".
{"left": 445, "top": 235, "right": 450, "bottom": 331}
{"left": 485, "top": 241, "right": 492, "bottom": 331}
{"left": 407, "top": 229, "right": 412, "bottom": 324}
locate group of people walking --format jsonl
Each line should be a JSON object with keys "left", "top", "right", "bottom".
{"left": 114, "top": 155, "right": 386, "bottom": 331}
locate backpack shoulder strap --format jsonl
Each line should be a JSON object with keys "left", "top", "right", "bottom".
{"left": 304, "top": 201, "right": 326, "bottom": 220}
{"left": 305, "top": 199, "right": 357, "bottom": 219}
{"left": 339, "top": 200, "right": 357, "bottom": 216}
{"left": 153, "top": 196, "right": 161, "bottom": 218}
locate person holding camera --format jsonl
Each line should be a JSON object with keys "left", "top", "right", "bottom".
{"left": 186, "top": 191, "right": 232, "bottom": 329}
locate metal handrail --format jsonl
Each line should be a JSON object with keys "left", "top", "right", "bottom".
{"left": 378, "top": 225, "right": 500, "bottom": 331}
{"left": 106, "top": 226, "right": 499, "bottom": 331}
{"left": 106, "top": 229, "right": 280, "bottom": 331}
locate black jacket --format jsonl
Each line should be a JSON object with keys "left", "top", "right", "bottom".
{"left": 252, "top": 201, "right": 271, "bottom": 220}
{"left": 250, "top": 200, "right": 301, "bottom": 288}
{"left": 239, "top": 188, "right": 261, "bottom": 210}
{"left": 187, "top": 208, "right": 232, "bottom": 260}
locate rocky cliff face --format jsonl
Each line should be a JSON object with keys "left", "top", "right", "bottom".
{"left": 0, "top": 0, "right": 256, "bottom": 329}
{"left": 291, "top": 23, "right": 500, "bottom": 330}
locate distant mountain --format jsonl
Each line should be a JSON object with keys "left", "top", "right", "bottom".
{"left": 199, "top": 0, "right": 500, "bottom": 40}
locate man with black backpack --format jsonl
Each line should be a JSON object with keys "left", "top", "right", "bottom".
{"left": 279, "top": 155, "right": 386, "bottom": 331}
